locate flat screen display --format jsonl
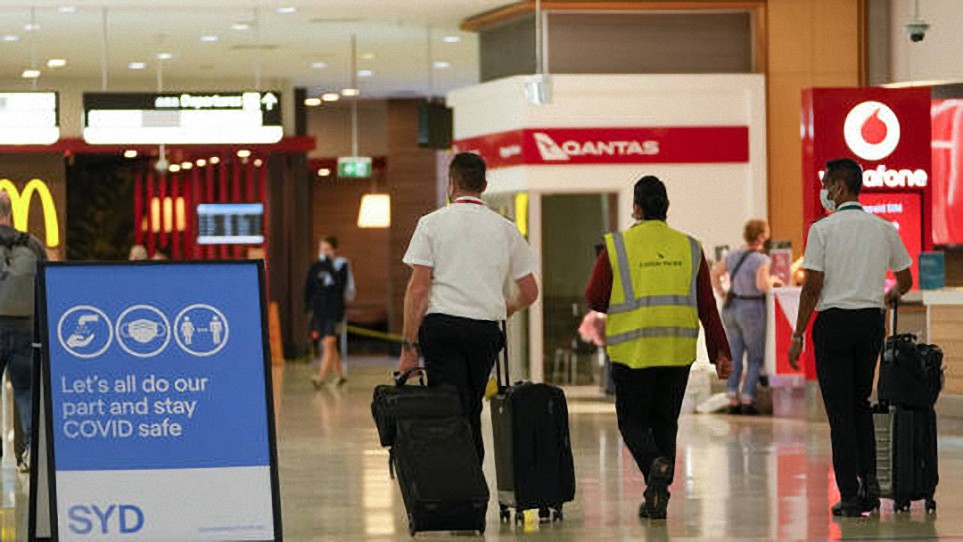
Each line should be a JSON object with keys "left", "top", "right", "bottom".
{"left": 932, "top": 99, "right": 963, "bottom": 245}
{"left": 196, "top": 203, "right": 264, "bottom": 245}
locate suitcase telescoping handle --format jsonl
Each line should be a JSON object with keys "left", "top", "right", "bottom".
{"left": 393, "top": 367, "right": 427, "bottom": 387}
{"left": 495, "top": 321, "right": 510, "bottom": 391}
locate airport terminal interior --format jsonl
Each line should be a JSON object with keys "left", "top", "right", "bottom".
{"left": 1, "top": 0, "right": 963, "bottom": 540}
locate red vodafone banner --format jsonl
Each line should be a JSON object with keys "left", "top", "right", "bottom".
{"left": 801, "top": 88, "right": 933, "bottom": 252}
{"left": 452, "top": 126, "right": 749, "bottom": 169}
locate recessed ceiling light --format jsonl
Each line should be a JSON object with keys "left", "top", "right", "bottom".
{"left": 47, "top": 58, "right": 67, "bottom": 68}
{"left": 169, "top": 164, "right": 182, "bottom": 173}
{"left": 23, "top": 23, "right": 40, "bottom": 32}
{"left": 341, "top": 88, "right": 360, "bottom": 97}
{"left": 231, "top": 22, "right": 252, "bottom": 31}
{"left": 276, "top": 6, "right": 297, "bottom": 14}
{"left": 442, "top": 35, "right": 461, "bottom": 43}
{"left": 310, "top": 61, "right": 327, "bottom": 69}
{"left": 253, "top": 159, "right": 264, "bottom": 167}
{"left": 123, "top": 150, "right": 138, "bottom": 158}
{"left": 128, "top": 62, "right": 147, "bottom": 70}
{"left": 57, "top": 6, "right": 77, "bottom": 13}
{"left": 21, "top": 69, "right": 40, "bottom": 79}
{"left": 180, "top": 161, "right": 193, "bottom": 170}
{"left": 433, "top": 61, "right": 450, "bottom": 69}
{"left": 304, "top": 97, "right": 322, "bottom": 107}
{"left": 156, "top": 52, "right": 174, "bottom": 60}
{"left": 361, "top": 53, "right": 375, "bottom": 60}
{"left": 237, "top": 149, "right": 252, "bottom": 158}
{"left": 200, "top": 35, "right": 219, "bottom": 42}
{"left": 357, "top": 69, "right": 373, "bottom": 77}
{"left": 209, "top": 156, "right": 221, "bottom": 164}
{"left": 317, "top": 168, "right": 331, "bottom": 177}
{"left": 195, "top": 159, "right": 207, "bottom": 167}
{"left": 321, "top": 92, "right": 340, "bottom": 102}
{"left": 1, "top": 35, "right": 20, "bottom": 42}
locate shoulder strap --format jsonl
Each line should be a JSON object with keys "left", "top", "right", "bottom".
{"left": 728, "top": 250, "right": 754, "bottom": 294}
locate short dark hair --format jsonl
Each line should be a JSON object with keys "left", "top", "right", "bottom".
{"left": 449, "top": 152, "right": 486, "bottom": 193}
{"left": 634, "top": 175, "right": 669, "bottom": 221}
{"left": 322, "top": 236, "right": 339, "bottom": 249}
{"left": 825, "top": 158, "right": 863, "bottom": 195}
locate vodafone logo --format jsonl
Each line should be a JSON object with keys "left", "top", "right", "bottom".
{"left": 532, "top": 131, "right": 659, "bottom": 161}
{"left": 844, "top": 101, "right": 901, "bottom": 161}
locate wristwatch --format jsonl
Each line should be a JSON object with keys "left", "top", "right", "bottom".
{"left": 401, "top": 340, "right": 420, "bottom": 350}
{"left": 791, "top": 333, "right": 804, "bottom": 344}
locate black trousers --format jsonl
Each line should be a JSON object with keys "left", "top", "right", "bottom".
{"left": 420, "top": 314, "right": 503, "bottom": 464}
{"left": 813, "top": 308, "right": 885, "bottom": 499}
{"left": 611, "top": 362, "right": 691, "bottom": 485}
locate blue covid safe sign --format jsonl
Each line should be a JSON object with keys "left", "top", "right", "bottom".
{"left": 41, "top": 262, "right": 281, "bottom": 541}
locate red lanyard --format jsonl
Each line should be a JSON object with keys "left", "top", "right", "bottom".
{"left": 453, "top": 198, "right": 485, "bottom": 206}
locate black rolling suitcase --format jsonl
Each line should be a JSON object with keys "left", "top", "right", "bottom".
{"left": 873, "top": 301, "right": 943, "bottom": 514}
{"left": 392, "top": 417, "right": 489, "bottom": 536}
{"left": 490, "top": 323, "right": 576, "bottom": 525}
{"left": 371, "top": 368, "right": 462, "bottom": 447}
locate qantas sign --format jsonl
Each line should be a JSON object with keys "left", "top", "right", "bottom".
{"left": 452, "top": 126, "right": 749, "bottom": 168}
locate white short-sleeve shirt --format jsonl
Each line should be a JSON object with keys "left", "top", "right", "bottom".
{"left": 403, "top": 196, "right": 538, "bottom": 321}
{"left": 802, "top": 201, "right": 913, "bottom": 311}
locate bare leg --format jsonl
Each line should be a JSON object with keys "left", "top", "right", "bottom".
{"left": 317, "top": 337, "right": 337, "bottom": 381}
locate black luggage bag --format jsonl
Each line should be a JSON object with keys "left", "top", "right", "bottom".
{"left": 490, "top": 323, "right": 576, "bottom": 525}
{"left": 873, "top": 301, "right": 943, "bottom": 514}
{"left": 392, "top": 416, "right": 489, "bottom": 536}
{"left": 371, "top": 368, "right": 462, "bottom": 447}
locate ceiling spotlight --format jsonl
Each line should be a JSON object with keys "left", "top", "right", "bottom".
{"left": 47, "top": 58, "right": 67, "bottom": 68}
{"left": 128, "top": 62, "right": 147, "bottom": 70}
{"left": 433, "top": 61, "right": 450, "bottom": 69}
{"left": 1, "top": 35, "right": 20, "bottom": 42}
{"left": 254, "top": 159, "right": 264, "bottom": 167}
{"left": 341, "top": 88, "right": 360, "bottom": 97}
{"left": 276, "top": 6, "right": 297, "bottom": 14}
{"left": 321, "top": 92, "right": 340, "bottom": 102}
{"left": 195, "top": 159, "right": 207, "bottom": 167}
{"left": 357, "top": 69, "right": 373, "bottom": 77}
{"left": 209, "top": 156, "right": 221, "bottom": 164}
{"left": 304, "top": 97, "right": 322, "bottom": 107}
{"left": 156, "top": 52, "right": 174, "bottom": 60}
{"left": 231, "top": 22, "right": 252, "bottom": 31}
{"left": 237, "top": 149, "right": 252, "bottom": 158}
{"left": 317, "top": 168, "right": 331, "bottom": 177}
{"left": 200, "top": 35, "right": 219, "bottom": 42}
{"left": 57, "top": 6, "right": 77, "bottom": 13}
{"left": 123, "top": 150, "right": 138, "bottom": 158}
{"left": 180, "top": 161, "right": 193, "bottom": 170}
{"left": 169, "top": 164, "right": 181, "bottom": 173}
{"left": 21, "top": 69, "right": 41, "bottom": 79}
{"left": 442, "top": 36, "right": 461, "bottom": 43}
{"left": 23, "top": 23, "right": 40, "bottom": 32}
{"left": 310, "top": 61, "right": 328, "bottom": 69}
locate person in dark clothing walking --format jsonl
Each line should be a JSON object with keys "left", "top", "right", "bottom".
{"left": 304, "top": 236, "right": 355, "bottom": 388}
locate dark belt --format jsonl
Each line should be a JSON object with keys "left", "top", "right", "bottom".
{"left": 732, "top": 294, "right": 764, "bottom": 301}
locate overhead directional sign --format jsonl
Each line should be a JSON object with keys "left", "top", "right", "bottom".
{"left": 0, "top": 91, "right": 59, "bottom": 145}
{"left": 337, "top": 156, "right": 373, "bottom": 178}
{"left": 82, "top": 91, "right": 283, "bottom": 145}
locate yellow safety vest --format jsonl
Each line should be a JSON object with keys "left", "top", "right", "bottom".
{"left": 604, "top": 221, "right": 702, "bottom": 369}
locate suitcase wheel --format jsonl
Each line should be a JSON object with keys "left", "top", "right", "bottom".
{"left": 539, "top": 507, "right": 551, "bottom": 523}
{"left": 894, "top": 500, "right": 911, "bottom": 514}
{"left": 552, "top": 506, "right": 565, "bottom": 523}
{"left": 499, "top": 505, "right": 511, "bottom": 523}
{"left": 514, "top": 511, "right": 524, "bottom": 526}
{"left": 407, "top": 513, "right": 417, "bottom": 537}
{"left": 926, "top": 499, "right": 937, "bottom": 514}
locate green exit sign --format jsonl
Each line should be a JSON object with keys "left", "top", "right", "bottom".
{"left": 337, "top": 156, "right": 373, "bottom": 178}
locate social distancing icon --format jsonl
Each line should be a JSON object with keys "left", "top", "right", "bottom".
{"left": 174, "top": 304, "right": 230, "bottom": 357}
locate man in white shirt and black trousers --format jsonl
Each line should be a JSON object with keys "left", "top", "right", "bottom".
{"left": 789, "top": 158, "right": 914, "bottom": 517}
{"left": 398, "top": 152, "right": 540, "bottom": 463}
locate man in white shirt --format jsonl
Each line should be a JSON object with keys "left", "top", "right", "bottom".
{"left": 398, "top": 153, "right": 539, "bottom": 463}
{"left": 789, "top": 158, "right": 913, "bottom": 517}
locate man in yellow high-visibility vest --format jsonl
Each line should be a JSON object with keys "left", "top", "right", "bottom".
{"left": 586, "top": 176, "right": 732, "bottom": 520}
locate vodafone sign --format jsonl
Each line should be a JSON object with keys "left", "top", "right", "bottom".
{"left": 453, "top": 126, "right": 748, "bottom": 169}
{"left": 844, "top": 101, "right": 901, "bottom": 161}
{"left": 802, "top": 87, "right": 933, "bottom": 250}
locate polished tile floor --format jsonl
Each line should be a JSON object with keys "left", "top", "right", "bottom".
{"left": 4, "top": 361, "right": 963, "bottom": 540}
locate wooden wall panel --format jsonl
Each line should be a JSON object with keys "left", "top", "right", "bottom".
{"left": 930, "top": 306, "right": 963, "bottom": 394}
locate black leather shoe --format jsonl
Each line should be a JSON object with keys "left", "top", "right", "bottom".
{"left": 644, "top": 457, "right": 673, "bottom": 520}
{"left": 741, "top": 404, "right": 760, "bottom": 416}
{"left": 831, "top": 498, "right": 865, "bottom": 517}
{"left": 726, "top": 404, "right": 741, "bottom": 415}
{"left": 638, "top": 502, "right": 649, "bottom": 519}
{"left": 859, "top": 476, "right": 881, "bottom": 513}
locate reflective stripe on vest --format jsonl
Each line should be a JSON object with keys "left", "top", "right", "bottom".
{"left": 607, "top": 326, "right": 700, "bottom": 346}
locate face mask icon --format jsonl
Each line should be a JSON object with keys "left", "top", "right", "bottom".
{"left": 122, "top": 319, "right": 166, "bottom": 344}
